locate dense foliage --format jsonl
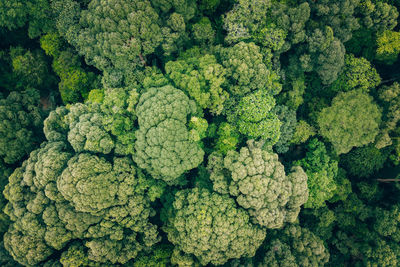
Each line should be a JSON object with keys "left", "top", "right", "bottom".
{"left": 208, "top": 140, "right": 308, "bottom": 229}
{"left": 0, "top": 0, "right": 400, "bottom": 266}
{"left": 0, "top": 88, "right": 45, "bottom": 164}
{"left": 162, "top": 187, "right": 265, "bottom": 265}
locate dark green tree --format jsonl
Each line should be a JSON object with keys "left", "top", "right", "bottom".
{"left": 376, "top": 82, "right": 400, "bottom": 163}
{"left": 9, "top": 47, "right": 55, "bottom": 91}
{"left": 295, "top": 139, "right": 351, "bottom": 208}
{"left": 341, "top": 145, "right": 388, "bottom": 178}
{"left": 0, "top": 0, "right": 54, "bottom": 38}
{"left": 307, "top": 27, "right": 346, "bottom": 85}
{"left": 258, "top": 224, "right": 330, "bottom": 267}
{"left": 273, "top": 105, "right": 297, "bottom": 154}
{"left": 191, "top": 17, "right": 216, "bottom": 45}
{"left": 358, "top": 1, "right": 399, "bottom": 32}
{"left": 0, "top": 89, "right": 45, "bottom": 164}
{"left": 310, "top": 0, "right": 360, "bottom": 42}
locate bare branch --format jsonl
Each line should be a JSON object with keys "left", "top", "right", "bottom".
{"left": 377, "top": 179, "right": 400, "bottom": 182}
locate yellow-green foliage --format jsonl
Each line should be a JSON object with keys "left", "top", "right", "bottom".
{"left": 163, "top": 187, "right": 266, "bottom": 265}
{"left": 330, "top": 54, "right": 381, "bottom": 93}
{"left": 208, "top": 140, "right": 308, "bottom": 228}
{"left": 317, "top": 90, "right": 381, "bottom": 154}
{"left": 165, "top": 53, "right": 228, "bottom": 115}
{"left": 215, "top": 122, "right": 240, "bottom": 155}
{"left": 291, "top": 120, "right": 316, "bottom": 145}
{"left": 40, "top": 32, "right": 64, "bottom": 58}
{"left": 376, "top": 30, "right": 400, "bottom": 64}
{"left": 236, "top": 90, "right": 281, "bottom": 143}
{"left": 3, "top": 138, "right": 164, "bottom": 265}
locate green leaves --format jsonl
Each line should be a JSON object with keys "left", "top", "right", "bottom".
{"left": 254, "top": 26, "right": 287, "bottom": 51}
{"left": 376, "top": 30, "right": 400, "bottom": 64}
{"left": 3, "top": 140, "right": 164, "bottom": 265}
{"left": 214, "top": 122, "right": 240, "bottom": 154}
{"left": 58, "top": 154, "right": 121, "bottom": 214}
{"left": 70, "top": 0, "right": 162, "bottom": 72}
{"left": 273, "top": 105, "right": 297, "bottom": 153}
{"left": 317, "top": 90, "right": 381, "bottom": 154}
{"left": 223, "top": 0, "right": 271, "bottom": 44}
{"left": 226, "top": 90, "right": 282, "bottom": 144}
{"left": 163, "top": 187, "right": 265, "bottom": 265}
{"left": 188, "top": 117, "right": 208, "bottom": 142}
{"left": 220, "top": 42, "right": 282, "bottom": 96}
{"left": 67, "top": 104, "right": 115, "bottom": 154}
{"left": 312, "top": 0, "right": 360, "bottom": 43}
{"left": 165, "top": 53, "right": 228, "bottom": 115}
{"left": 191, "top": 17, "right": 215, "bottom": 45}
{"left": 236, "top": 90, "right": 281, "bottom": 143}
{"left": 291, "top": 120, "right": 316, "bottom": 145}
{"left": 0, "top": 0, "right": 54, "bottom": 38}
{"left": 208, "top": 140, "right": 308, "bottom": 228}
{"left": 295, "top": 139, "right": 346, "bottom": 209}
{"left": 329, "top": 54, "right": 381, "bottom": 93}
{"left": 341, "top": 145, "right": 388, "bottom": 178}
{"left": 1, "top": 1, "right": 400, "bottom": 266}
{"left": 134, "top": 86, "right": 204, "bottom": 184}
{"left": 9, "top": 47, "right": 54, "bottom": 91}
{"left": 0, "top": 89, "right": 44, "bottom": 164}
{"left": 358, "top": 1, "right": 399, "bottom": 32}
{"left": 260, "top": 225, "right": 330, "bottom": 267}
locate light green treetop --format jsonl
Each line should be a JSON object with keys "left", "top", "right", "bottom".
{"left": 208, "top": 140, "right": 308, "bottom": 228}
{"left": 317, "top": 90, "right": 381, "bottom": 154}
{"left": 163, "top": 187, "right": 266, "bottom": 266}
{"left": 134, "top": 85, "right": 205, "bottom": 184}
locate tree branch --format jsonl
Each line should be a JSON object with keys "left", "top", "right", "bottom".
{"left": 139, "top": 53, "right": 147, "bottom": 66}
{"left": 381, "top": 76, "right": 400, "bottom": 85}
{"left": 377, "top": 178, "right": 400, "bottom": 182}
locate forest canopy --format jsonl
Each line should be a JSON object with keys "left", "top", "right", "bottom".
{"left": 1, "top": 0, "right": 400, "bottom": 266}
